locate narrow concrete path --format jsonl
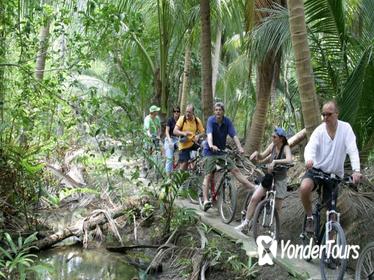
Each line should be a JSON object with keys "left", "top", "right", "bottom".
{"left": 176, "top": 199, "right": 354, "bottom": 280}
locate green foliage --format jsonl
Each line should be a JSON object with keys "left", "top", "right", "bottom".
{"left": 158, "top": 171, "right": 189, "bottom": 235}
{"left": 0, "top": 232, "right": 40, "bottom": 279}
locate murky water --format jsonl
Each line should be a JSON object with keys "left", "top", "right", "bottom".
{"left": 32, "top": 246, "right": 140, "bottom": 280}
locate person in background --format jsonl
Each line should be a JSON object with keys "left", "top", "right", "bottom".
{"left": 173, "top": 104, "right": 205, "bottom": 170}
{"left": 164, "top": 106, "right": 181, "bottom": 173}
{"left": 143, "top": 105, "right": 161, "bottom": 172}
{"left": 144, "top": 105, "right": 161, "bottom": 140}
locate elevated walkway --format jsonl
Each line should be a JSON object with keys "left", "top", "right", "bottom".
{"left": 176, "top": 199, "right": 353, "bottom": 280}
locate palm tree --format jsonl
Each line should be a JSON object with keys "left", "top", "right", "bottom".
{"left": 287, "top": 0, "right": 320, "bottom": 138}
{"left": 180, "top": 38, "right": 192, "bottom": 113}
{"left": 244, "top": 0, "right": 286, "bottom": 153}
{"left": 200, "top": 0, "right": 214, "bottom": 122}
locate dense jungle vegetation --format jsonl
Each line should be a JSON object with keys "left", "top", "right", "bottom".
{"left": 0, "top": 0, "right": 373, "bottom": 279}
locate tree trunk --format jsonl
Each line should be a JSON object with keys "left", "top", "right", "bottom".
{"left": 180, "top": 42, "right": 192, "bottom": 113}
{"left": 288, "top": 128, "right": 306, "bottom": 148}
{"left": 157, "top": 0, "right": 170, "bottom": 114}
{"left": 244, "top": 51, "right": 275, "bottom": 153}
{"left": 287, "top": 0, "right": 320, "bottom": 138}
{"left": 35, "top": 23, "right": 50, "bottom": 80}
{"left": 153, "top": 68, "right": 162, "bottom": 108}
{"left": 200, "top": 0, "right": 214, "bottom": 122}
{"left": 212, "top": 22, "right": 222, "bottom": 98}
{"left": 0, "top": 20, "right": 5, "bottom": 143}
{"left": 244, "top": 0, "right": 283, "bottom": 154}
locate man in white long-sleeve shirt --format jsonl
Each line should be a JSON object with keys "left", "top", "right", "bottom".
{"left": 300, "top": 100, "right": 362, "bottom": 233}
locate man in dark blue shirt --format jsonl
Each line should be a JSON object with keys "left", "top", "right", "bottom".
{"left": 202, "top": 102, "right": 255, "bottom": 211}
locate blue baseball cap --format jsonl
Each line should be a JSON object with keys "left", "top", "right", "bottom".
{"left": 274, "top": 127, "right": 287, "bottom": 138}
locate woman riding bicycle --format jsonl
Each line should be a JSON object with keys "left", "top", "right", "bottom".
{"left": 236, "top": 127, "right": 293, "bottom": 231}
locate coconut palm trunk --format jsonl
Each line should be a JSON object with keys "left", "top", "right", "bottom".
{"left": 180, "top": 42, "right": 192, "bottom": 113}
{"left": 245, "top": 51, "right": 276, "bottom": 153}
{"left": 244, "top": 0, "right": 284, "bottom": 153}
{"left": 200, "top": 0, "right": 214, "bottom": 122}
{"left": 212, "top": 22, "right": 222, "bottom": 98}
{"left": 287, "top": 0, "right": 320, "bottom": 137}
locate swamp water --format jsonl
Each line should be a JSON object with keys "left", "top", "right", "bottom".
{"left": 33, "top": 246, "right": 141, "bottom": 280}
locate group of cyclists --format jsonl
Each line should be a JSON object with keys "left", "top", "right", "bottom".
{"left": 143, "top": 100, "right": 362, "bottom": 234}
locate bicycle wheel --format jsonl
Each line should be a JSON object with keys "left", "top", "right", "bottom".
{"left": 252, "top": 199, "right": 279, "bottom": 241}
{"left": 319, "top": 222, "right": 347, "bottom": 280}
{"left": 355, "top": 242, "right": 374, "bottom": 280}
{"left": 218, "top": 176, "right": 237, "bottom": 224}
{"left": 187, "top": 175, "right": 203, "bottom": 204}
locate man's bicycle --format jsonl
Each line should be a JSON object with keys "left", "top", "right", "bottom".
{"left": 355, "top": 241, "right": 374, "bottom": 280}
{"left": 198, "top": 150, "right": 238, "bottom": 224}
{"left": 299, "top": 168, "right": 352, "bottom": 280}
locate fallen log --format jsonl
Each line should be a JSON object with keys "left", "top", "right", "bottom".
{"left": 34, "top": 196, "right": 149, "bottom": 251}
{"left": 106, "top": 244, "right": 160, "bottom": 253}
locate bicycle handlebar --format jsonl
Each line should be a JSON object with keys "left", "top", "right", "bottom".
{"left": 310, "top": 168, "right": 352, "bottom": 184}
{"left": 257, "top": 163, "right": 294, "bottom": 170}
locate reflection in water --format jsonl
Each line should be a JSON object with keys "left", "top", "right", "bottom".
{"left": 33, "top": 246, "right": 139, "bottom": 280}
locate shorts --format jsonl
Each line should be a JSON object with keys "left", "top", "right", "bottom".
{"left": 178, "top": 144, "right": 199, "bottom": 163}
{"left": 302, "top": 168, "right": 339, "bottom": 210}
{"left": 204, "top": 155, "right": 236, "bottom": 174}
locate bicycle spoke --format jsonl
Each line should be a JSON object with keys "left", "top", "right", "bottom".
{"left": 320, "top": 222, "right": 347, "bottom": 280}
{"left": 363, "top": 250, "right": 374, "bottom": 279}
{"left": 253, "top": 200, "right": 279, "bottom": 241}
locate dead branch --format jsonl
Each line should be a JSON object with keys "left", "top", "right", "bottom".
{"left": 33, "top": 196, "right": 149, "bottom": 251}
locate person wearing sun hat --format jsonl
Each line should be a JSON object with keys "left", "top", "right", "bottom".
{"left": 235, "top": 126, "right": 293, "bottom": 232}
{"left": 144, "top": 105, "right": 161, "bottom": 138}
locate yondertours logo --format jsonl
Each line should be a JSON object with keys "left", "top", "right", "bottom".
{"left": 256, "top": 236, "right": 278, "bottom": 266}
{"left": 256, "top": 235, "right": 360, "bottom": 266}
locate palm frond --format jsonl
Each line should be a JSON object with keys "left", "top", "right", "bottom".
{"left": 339, "top": 46, "right": 374, "bottom": 153}
{"left": 249, "top": 4, "right": 291, "bottom": 65}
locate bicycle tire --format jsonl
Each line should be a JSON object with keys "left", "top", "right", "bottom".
{"left": 218, "top": 176, "right": 237, "bottom": 224}
{"left": 253, "top": 199, "right": 280, "bottom": 241}
{"left": 187, "top": 175, "right": 203, "bottom": 205}
{"left": 319, "top": 221, "right": 347, "bottom": 280}
{"left": 355, "top": 242, "right": 374, "bottom": 280}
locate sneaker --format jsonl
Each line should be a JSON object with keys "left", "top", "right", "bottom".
{"left": 305, "top": 217, "right": 314, "bottom": 233}
{"left": 235, "top": 220, "right": 251, "bottom": 232}
{"left": 203, "top": 201, "right": 212, "bottom": 212}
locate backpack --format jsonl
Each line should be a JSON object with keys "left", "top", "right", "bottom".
{"left": 180, "top": 115, "right": 201, "bottom": 133}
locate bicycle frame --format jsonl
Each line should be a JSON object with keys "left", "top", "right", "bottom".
{"left": 262, "top": 188, "right": 277, "bottom": 227}
{"left": 209, "top": 153, "right": 231, "bottom": 203}
{"left": 310, "top": 172, "right": 347, "bottom": 246}
{"left": 210, "top": 169, "right": 230, "bottom": 203}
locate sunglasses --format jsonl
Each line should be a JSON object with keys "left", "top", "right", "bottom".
{"left": 173, "top": 110, "right": 180, "bottom": 113}
{"left": 321, "top": 112, "right": 334, "bottom": 117}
